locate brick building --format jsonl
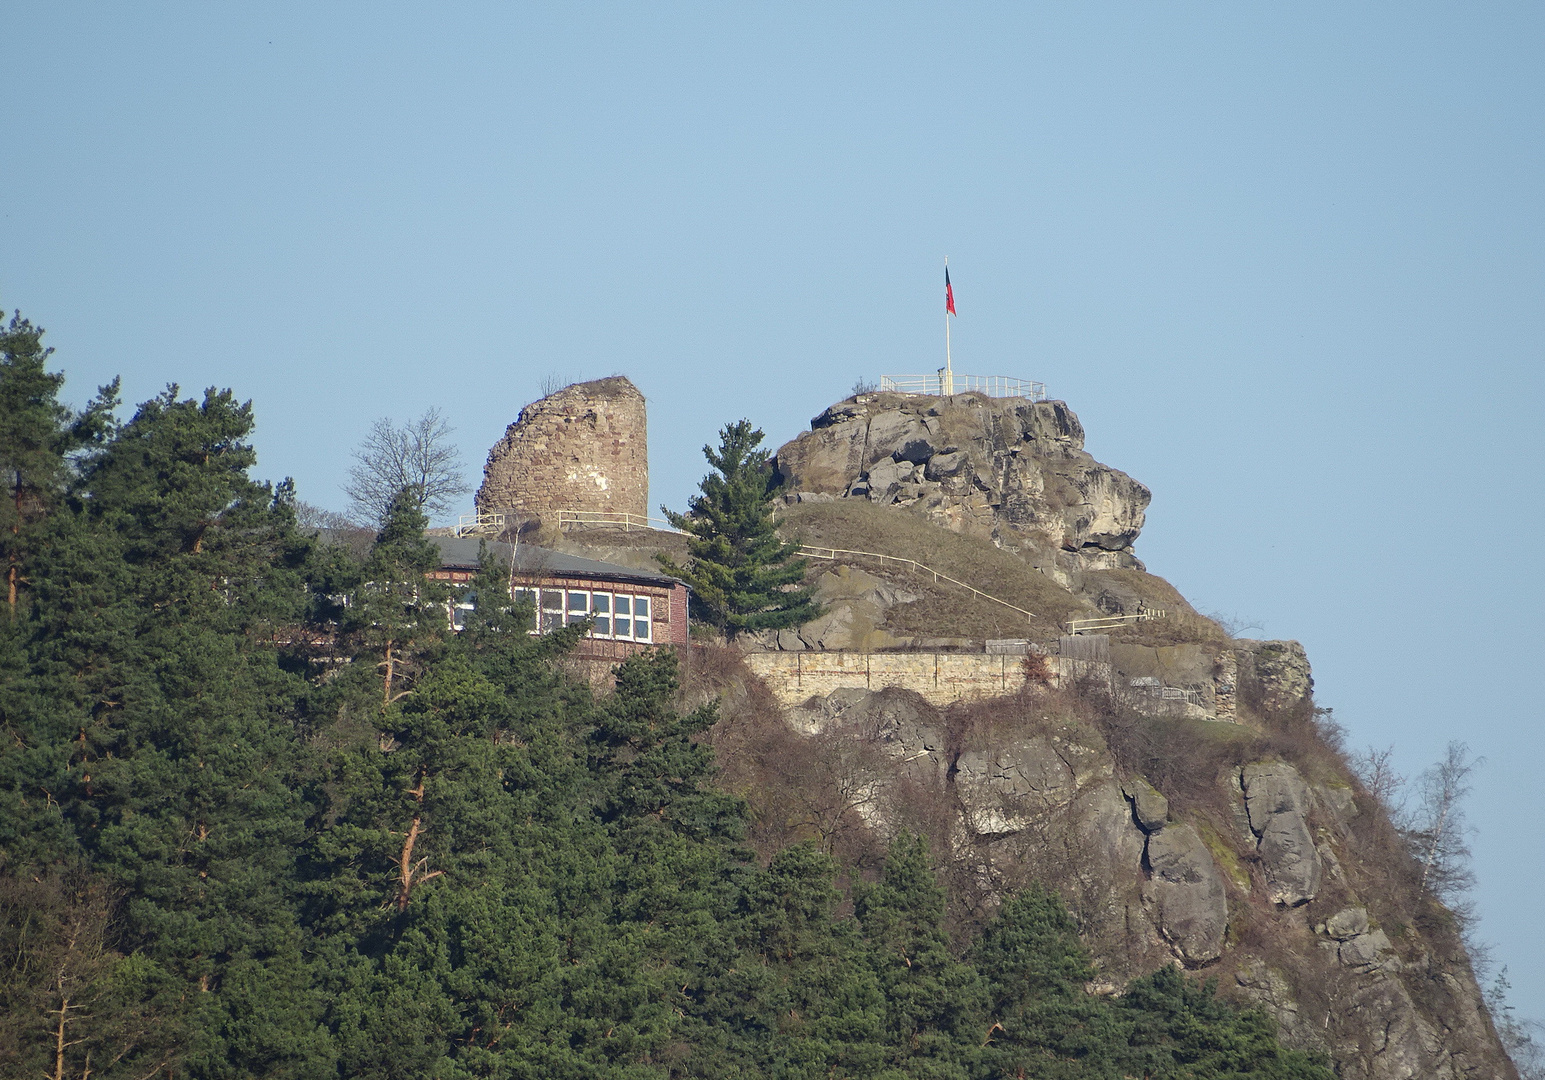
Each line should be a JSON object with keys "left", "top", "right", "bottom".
{"left": 428, "top": 536, "right": 689, "bottom": 656}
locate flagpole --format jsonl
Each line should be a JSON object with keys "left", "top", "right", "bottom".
{"left": 943, "top": 257, "right": 954, "bottom": 395}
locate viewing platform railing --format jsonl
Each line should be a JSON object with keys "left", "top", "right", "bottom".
{"left": 879, "top": 375, "right": 1047, "bottom": 400}
{"left": 1065, "top": 609, "right": 1165, "bottom": 635}
{"left": 456, "top": 512, "right": 506, "bottom": 537}
{"left": 557, "top": 510, "right": 680, "bottom": 533}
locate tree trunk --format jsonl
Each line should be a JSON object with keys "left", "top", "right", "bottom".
{"left": 382, "top": 640, "right": 395, "bottom": 707}
{"left": 8, "top": 476, "right": 20, "bottom": 616}
{"left": 53, "top": 995, "right": 70, "bottom": 1080}
{"left": 395, "top": 816, "right": 444, "bottom": 912}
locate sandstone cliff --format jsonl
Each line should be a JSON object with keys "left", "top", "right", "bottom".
{"left": 691, "top": 652, "right": 1514, "bottom": 1080}
{"left": 774, "top": 391, "right": 1150, "bottom": 571}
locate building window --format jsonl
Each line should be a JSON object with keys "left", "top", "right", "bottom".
{"left": 540, "top": 589, "right": 565, "bottom": 633}
{"left": 450, "top": 590, "right": 476, "bottom": 631}
{"left": 504, "top": 585, "right": 656, "bottom": 641}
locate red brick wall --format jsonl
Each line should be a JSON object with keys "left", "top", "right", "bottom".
{"left": 668, "top": 582, "right": 690, "bottom": 645}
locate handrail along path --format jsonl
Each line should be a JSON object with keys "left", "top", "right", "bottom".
{"left": 796, "top": 545, "right": 1036, "bottom": 623}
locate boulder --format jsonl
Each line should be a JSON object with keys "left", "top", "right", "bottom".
{"left": 863, "top": 457, "right": 915, "bottom": 501}
{"left": 1242, "top": 762, "right": 1323, "bottom": 906}
{"left": 923, "top": 450, "right": 969, "bottom": 480}
{"left": 955, "top": 736, "right": 1079, "bottom": 834}
{"left": 1083, "top": 779, "right": 1148, "bottom": 874}
{"left": 862, "top": 410, "right": 935, "bottom": 467}
{"left": 1324, "top": 906, "right": 1370, "bottom": 941}
{"left": 1338, "top": 929, "right": 1397, "bottom": 974}
{"left": 1143, "top": 824, "right": 1229, "bottom": 964}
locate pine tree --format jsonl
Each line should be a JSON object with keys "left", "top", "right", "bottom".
{"left": 660, "top": 419, "right": 821, "bottom": 636}
{"left": 1115, "top": 966, "right": 1335, "bottom": 1079}
{"left": 853, "top": 834, "right": 986, "bottom": 1077}
{"left": 2, "top": 386, "right": 333, "bottom": 1078}
{"left": 347, "top": 489, "right": 448, "bottom": 710}
{"left": 0, "top": 309, "right": 116, "bottom": 616}
{"left": 970, "top": 884, "right": 1122, "bottom": 1078}
{"left": 738, "top": 843, "right": 889, "bottom": 1078}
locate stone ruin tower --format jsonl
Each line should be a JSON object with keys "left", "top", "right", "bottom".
{"left": 475, "top": 376, "right": 648, "bottom": 526}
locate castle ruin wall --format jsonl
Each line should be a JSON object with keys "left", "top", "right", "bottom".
{"left": 476, "top": 376, "right": 648, "bottom": 525}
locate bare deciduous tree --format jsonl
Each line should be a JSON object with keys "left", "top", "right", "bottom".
{"left": 291, "top": 499, "right": 361, "bottom": 533}
{"left": 539, "top": 373, "right": 572, "bottom": 398}
{"left": 1407, "top": 740, "right": 1482, "bottom": 902}
{"left": 1488, "top": 968, "right": 1545, "bottom": 1080}
{"left": 1351, "top": 744, "right": 1406, "bottom": 811}
{"left": 344, "top": 408, "right": 469, "bottom": 526}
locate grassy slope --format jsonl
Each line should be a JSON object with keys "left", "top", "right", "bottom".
{"left": 776, "top": 500, "right": 1092, "bottom": 640}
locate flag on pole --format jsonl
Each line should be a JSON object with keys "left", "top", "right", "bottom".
{"left": 945, "top": 266, "right": 957, "bottom": 315}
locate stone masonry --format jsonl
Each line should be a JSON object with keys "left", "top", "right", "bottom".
{"left": 743, "top": 650, "right": 1108, "bottom": 708}
{"left": 476, "top": 376, "right": 648, "bottom": 525}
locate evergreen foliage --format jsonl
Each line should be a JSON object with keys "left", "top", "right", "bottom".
{"left": 0, "top": 310, "right": 117, "bottom": 616}
{"left": 0, "top": 330, "right": 1331, "bottom": 1079}
{"left": 660, "top": 420, "right": 820, "bottom": 636}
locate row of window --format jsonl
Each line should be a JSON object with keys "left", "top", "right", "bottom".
{"left": 514, "top": 587, "right": 654, "bottom": 642}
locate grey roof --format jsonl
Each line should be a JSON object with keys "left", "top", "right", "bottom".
{"left": 429, "top": 536, "right": 682, "bottom": 588}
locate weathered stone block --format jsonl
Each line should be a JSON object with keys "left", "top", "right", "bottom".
{"left": 1143, "top": 824, "right": 1229, "bottom": 964}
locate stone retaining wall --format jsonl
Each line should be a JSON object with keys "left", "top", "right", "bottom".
{"left": 742, "top": 650, "right": 1110, "bottom": 708}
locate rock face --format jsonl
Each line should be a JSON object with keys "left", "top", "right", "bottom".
{"left": 1143, "top": 824, "right": 1230, "bottom": 963}
{"left": 774, "top": 393, "right": 1151, "bottom": 569}
{"left": 1122, "top": 777, "right": 1169, "bottom": 832}
{"left": 723, "top": 673, "right": 1520, "bottom": 1080}
{"left": 1241, "top": 762, "right": 1323, "bottom": 906}
{"left": 476, "top": 377, "right": 648, "bottom": 525}
{"left": 1238, "top": 640, "right": 1314, "bottom": 713}
{"left": 770, "top": 565, "right": 920, "bottom": 652}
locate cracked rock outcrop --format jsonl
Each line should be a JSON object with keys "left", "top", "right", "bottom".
{"left": 1242, "top": 761, "right": 1323, "bottom": 906}
{"left": 1237, "top": 640, "right": 1314, "bottom": 713}
{"left": 774, "top": 392, "right": 1151, "bottom": 569}
{"left": 730, "top": 675, "right": 1518, "bottom": 1079}
{"left": 1142, "top": 824, "right": 1230, "bottom": 964}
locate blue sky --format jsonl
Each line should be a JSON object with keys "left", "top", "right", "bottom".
{"left": 5, "top": 3, "right": 1543, "bottom": 1015}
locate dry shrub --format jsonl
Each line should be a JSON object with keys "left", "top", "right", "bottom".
{"left": 681, "top": 644, "right": 891, "bottom": 867}
{"left": 1022, "top": 651, "right": 1054, "bottom": 686}
{"left": 1082, "top": 692, "right": 1250, "bottom": 819}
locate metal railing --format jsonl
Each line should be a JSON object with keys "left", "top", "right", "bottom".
{"left": 1065, "top": 609, "right": 1165, "bottom": 635}
{"left": 798, "top": 545, "right": 1035, "bottom": 622}
{"left": 879, "top": 374, "right": 1047, "bottom": 400}
{"left": 557, "top": 510, "right": 680, "bottom": 533}
{"left": 456, "top": 512, "right": 506, "bottom": 537}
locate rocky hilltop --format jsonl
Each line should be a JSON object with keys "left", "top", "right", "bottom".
{"left": 553, "top": 387, "right": 1518, "bottom": 1079}
{"left": 774, "top": 391, "right": 1150, "bottom": 571}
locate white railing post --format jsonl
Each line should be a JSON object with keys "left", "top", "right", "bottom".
{"left": 874, "top": 375, "right": 1047, "bottom": 401}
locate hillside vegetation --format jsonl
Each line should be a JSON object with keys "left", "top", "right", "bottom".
{"left": 0, "top": 331, "right": 1334, "bottom": 1079}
